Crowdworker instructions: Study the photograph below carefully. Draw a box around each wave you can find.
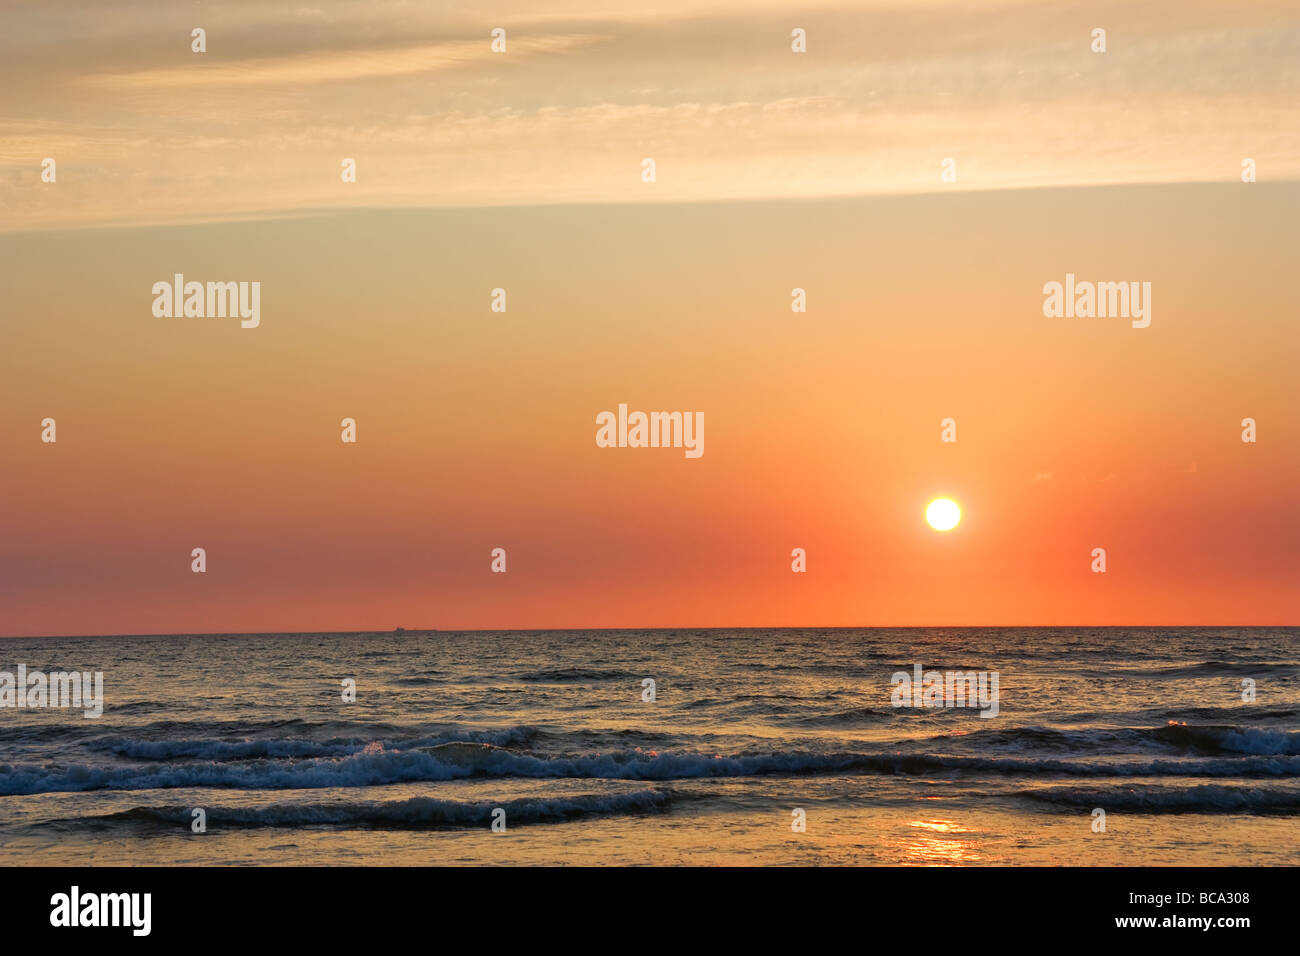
[0,716,393,744]
[1153,723,1300,756]
[1142,704,1299,722]
[779,707,894,728]
[0,717,540,749]
[514,668,635,683]
[684,691,852,710]
[921,724,1300,757]
[51,789,674,831]
[84,725,538,761]
[5,745,1299,796]
[1023,783,1300,814]
[1074,661,1299,680]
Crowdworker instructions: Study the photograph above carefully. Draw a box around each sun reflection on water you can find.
[894,818,983,866]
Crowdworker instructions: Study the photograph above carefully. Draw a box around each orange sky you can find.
[2,185,1297,635]
[1,1,1297,634]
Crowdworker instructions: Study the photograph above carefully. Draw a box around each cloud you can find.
[85,36,599,91]
[2,0,1297,231]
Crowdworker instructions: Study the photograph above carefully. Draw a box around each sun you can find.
[926,498,961,531]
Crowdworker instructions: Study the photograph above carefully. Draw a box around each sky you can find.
[1,0,1297,634]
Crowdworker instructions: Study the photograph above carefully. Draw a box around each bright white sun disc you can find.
[926,498,961,531]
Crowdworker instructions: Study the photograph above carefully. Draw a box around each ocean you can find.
[1,627,1297,866]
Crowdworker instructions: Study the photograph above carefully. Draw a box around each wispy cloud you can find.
[2,0,1297,231]
[85,35,599,90]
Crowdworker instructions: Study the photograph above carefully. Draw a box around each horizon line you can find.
[3,623,1296,640]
